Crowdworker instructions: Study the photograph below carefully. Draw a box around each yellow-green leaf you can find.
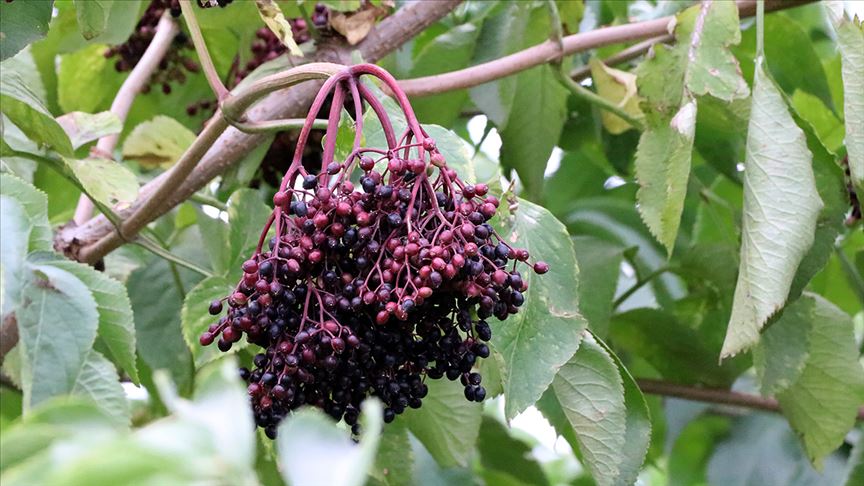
[121,116,196,168]
[255,0,303,56]
[64,157,139,210]
[589,58,643,134]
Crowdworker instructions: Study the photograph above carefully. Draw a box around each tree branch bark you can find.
[637,378,864,421]
[397,0,815,97]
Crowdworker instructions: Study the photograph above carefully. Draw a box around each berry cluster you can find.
[201,65,548,438]
[105,0,199,95]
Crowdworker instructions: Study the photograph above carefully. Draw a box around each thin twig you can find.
[72,13,180,225]
[133,235,214,278]
[554,66,645,131]
[179,0,229,100]
[188,192,228,211]
[397,0,815,97]
[636,378,864,421]
[570,34,673,82]
[228,118,328,134]
[613,266,675,309]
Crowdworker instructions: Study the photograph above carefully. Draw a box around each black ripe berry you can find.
[199,64,549,437]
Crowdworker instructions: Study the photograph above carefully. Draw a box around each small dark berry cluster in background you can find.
[841,155,862,225]
[104,0,198,95]
[196,0,233,8]
[201,64,549,439]
[233,23,312,86]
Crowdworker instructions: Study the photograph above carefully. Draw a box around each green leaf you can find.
[74,0,112,40]
[571,236,623,338]
[181,276,236,367]
[403,23,479,126]
[611,308,746,387]
[759,294,864,466]
[694,96,749,181]
[0,173,52,318]
[594,336,651,486]
[633,99,696,255]
[196,207,230,276]
[492,198,587,419]
[70,349,129,425]
[423,125,476,184]
[468,3,529,127]
[127,257,195,395]
[557,0,584,31]
[844,435,864,486]
[277,399,383,486]
[735,12,836,111]
[634,1,749,254]
[721,63,823,358]
[499,64,568,201]
[63,157,139,209]
[0,196,33,319]
[404,378,481,468]
[790,90,844,153]
[827,3,864,194]
[55,111,122,149]
[667,414,729,486]
[0,399,120,473]
[17,261,99,409]
[0,0,53,61]
[319,0,361,11]
[1,48,47,107]
[227,189,270,273]
[477,416,549,486]
[57,43,123,114]
[0,69,73,157]
[788,109,847,300]
[678,1,749,101]
[552,331,625,486]
[35,258,138,384]
[121,116,196,168]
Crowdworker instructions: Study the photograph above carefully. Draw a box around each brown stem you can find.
[396,0,815,97]
[0,314,19,365]
[636,378,864,421]
[72,13,180,225]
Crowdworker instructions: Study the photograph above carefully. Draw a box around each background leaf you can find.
[277,399,383,486]
[181,276,236,367]
[760,294,864,466]
[403,378,481,468]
